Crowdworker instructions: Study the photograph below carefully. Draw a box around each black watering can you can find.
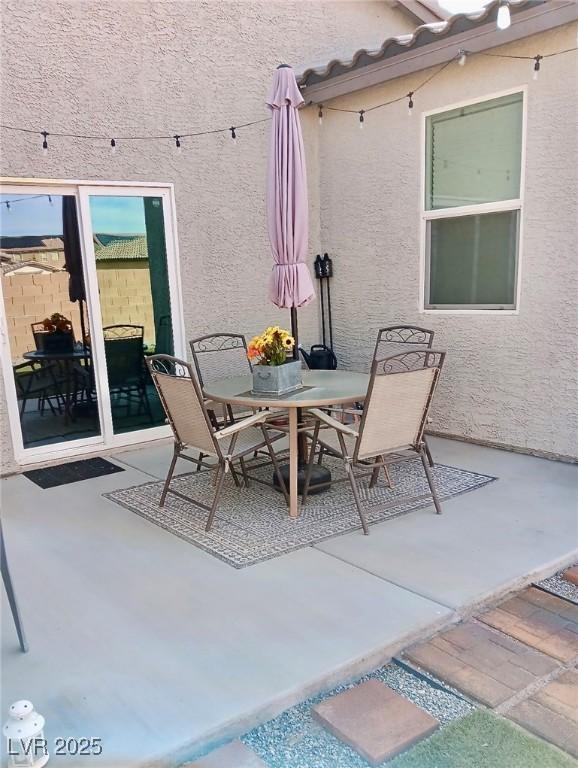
[299,344,337,370]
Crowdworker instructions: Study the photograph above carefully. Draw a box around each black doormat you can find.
[24,457,124,489]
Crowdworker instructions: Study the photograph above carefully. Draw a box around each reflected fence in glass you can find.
[0,193,101,448]
[89,195,174,435]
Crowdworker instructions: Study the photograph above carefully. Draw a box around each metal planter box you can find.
[252,359,302,396]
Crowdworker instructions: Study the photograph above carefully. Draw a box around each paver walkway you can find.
[508,669,578,758]
[564,566,578,587]
[404,589,578,760]
[404,621,559,707]
[479,587,578,662]
[311,679,439,765]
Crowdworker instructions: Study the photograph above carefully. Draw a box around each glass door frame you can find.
[0,178,185,465]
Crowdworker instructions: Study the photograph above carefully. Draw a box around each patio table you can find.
[204,369,370,518]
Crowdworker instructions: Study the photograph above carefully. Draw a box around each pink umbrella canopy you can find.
[266,65,315,313]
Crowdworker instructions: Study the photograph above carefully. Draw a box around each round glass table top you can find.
[204,369,369,409]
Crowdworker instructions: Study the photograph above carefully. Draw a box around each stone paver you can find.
[405,620,559,707]
[311,679,439,766]
[479,587,578,662]
[563,566,578,587]
[508,669,578,758]
[190,739,266,767]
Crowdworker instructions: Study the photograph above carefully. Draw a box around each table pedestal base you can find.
[273,463,331,496]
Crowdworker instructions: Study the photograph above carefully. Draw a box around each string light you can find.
[48,195,53,205]
[407,91,414,117]
[497,0,511,30]
[1,45,574,154]
[5,201,11,211]
[230,126,237,142]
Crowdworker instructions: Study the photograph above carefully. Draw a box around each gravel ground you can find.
[240,661,475,768]
[537,566,578,604]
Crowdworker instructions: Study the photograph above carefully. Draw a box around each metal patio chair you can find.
[13,361,66,418]
[103,324,152,419]
[190,332,255,466]
[372,325,436,468]
[146,355,288,532]
[303,349,446,535]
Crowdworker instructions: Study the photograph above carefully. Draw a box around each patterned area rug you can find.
[105,457,496,568]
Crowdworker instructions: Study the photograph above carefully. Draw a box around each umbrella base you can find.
[272,463,331,496]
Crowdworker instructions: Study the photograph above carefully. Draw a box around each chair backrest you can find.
[103,325,144,387]
[356,349,445,460]
[190,333,251,389]
[146,355,219,455]
[372,325,434,364]
[31,318,76,350]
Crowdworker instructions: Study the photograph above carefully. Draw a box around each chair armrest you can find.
[214,410,269,439]
[308,408,359,437]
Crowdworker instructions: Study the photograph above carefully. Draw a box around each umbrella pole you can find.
[290,307,306,466]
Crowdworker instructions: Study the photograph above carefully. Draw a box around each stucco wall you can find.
[318,24,578,460]
[0,0,414,472]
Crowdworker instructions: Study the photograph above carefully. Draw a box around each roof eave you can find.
[299,1,577,103]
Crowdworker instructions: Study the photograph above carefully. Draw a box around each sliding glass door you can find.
[0,182,183,463]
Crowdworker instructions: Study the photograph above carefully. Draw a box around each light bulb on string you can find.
[458,49,467,67]
[497,0,511,30]
[230,127,237,143]
[533,55,542,80]
[359,110,365,129]
[174,135,182,151]
[5,201,11,212]
[318,105,323,126]
[407,92,414,117]
[41,131,49,156]
[110,138,117,154]
[48,195,53,206]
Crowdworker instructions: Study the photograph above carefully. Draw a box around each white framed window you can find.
[421,89,526,312]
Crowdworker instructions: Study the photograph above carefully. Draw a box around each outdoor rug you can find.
[104,457,496,568]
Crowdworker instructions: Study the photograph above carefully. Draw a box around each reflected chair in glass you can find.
[372,325,436,468]
[147,355,287,531]
[13,361,66,418]
[103,324,152,420]
[303,349,446,535]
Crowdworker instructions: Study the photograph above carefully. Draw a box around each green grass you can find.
[389,710,578,768]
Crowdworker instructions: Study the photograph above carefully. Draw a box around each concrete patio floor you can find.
[1,437,577,767]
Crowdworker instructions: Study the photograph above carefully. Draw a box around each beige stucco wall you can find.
[1,3,576,471]
[318,23,578,460]
[0,0,414,472]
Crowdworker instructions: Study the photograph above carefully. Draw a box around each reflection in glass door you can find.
[87,194,174,435]
[0,192,102,448]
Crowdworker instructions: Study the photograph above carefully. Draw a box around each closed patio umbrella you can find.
[266,64,315,346]
[266,65,329,494]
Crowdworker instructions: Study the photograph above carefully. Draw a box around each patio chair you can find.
[103,324,152,419]
[190,332,254,465]
[303,349,446,535]
[13,361,66,418]
[372,325,436,468]
[146,355,287,531]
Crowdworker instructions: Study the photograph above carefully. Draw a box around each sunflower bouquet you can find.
[247,326,295,366]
